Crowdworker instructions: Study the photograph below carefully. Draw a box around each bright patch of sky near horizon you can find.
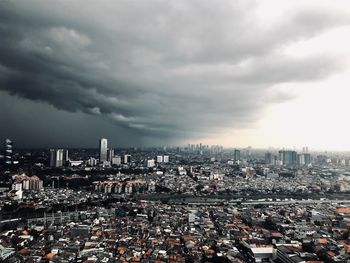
[201,1,350,151]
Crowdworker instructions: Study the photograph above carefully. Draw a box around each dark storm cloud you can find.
[0,0,349,146]
[0,91,149,148]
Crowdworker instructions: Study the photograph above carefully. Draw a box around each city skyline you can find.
[1,1,350,150]
[0,136,347,153]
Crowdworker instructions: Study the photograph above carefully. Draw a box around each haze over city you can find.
[1,0,350,150]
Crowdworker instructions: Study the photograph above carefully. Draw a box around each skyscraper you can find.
[50,149,64,167]
[107,148,114,162]
[50,149,55,167]
[279,150,297,166]
[5,139,13,166]
[265,152,272,165]
[298,153,311,166]
[99,138,108,162]
[304,153,311,165]
[64,149,69,163]
[234,149,240,161]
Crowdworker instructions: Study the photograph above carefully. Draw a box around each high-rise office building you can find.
[298,153,311,166]
[265,152,272,165]
[99,138,108,162]
[279,150,297,166]
[50,149,64,167]
[298,154,305,166]
[234,149,240,161]
[304,153,311,165]
[285,151,297,166]
[5,138,13,166]
[50,149,55,167]
[107,148,114,162]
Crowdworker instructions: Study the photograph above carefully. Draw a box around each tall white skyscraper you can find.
[99,138,108,162]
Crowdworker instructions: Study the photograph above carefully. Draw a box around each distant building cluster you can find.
[12,174,43,191]
[93,179,156,194]
[264,150,312,167]
[8,174,43,200]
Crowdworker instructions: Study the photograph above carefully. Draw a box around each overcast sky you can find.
[1,0,350,150]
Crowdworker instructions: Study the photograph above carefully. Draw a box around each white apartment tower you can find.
[99,138,108,162]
